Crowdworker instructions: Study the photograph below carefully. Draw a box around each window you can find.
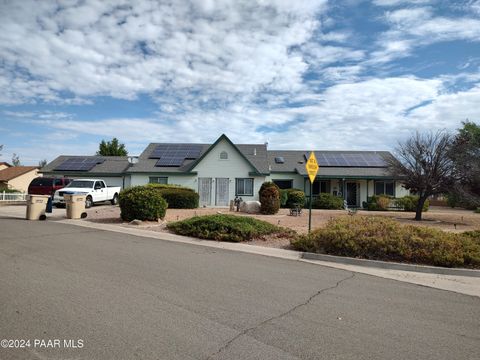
[375,181,395,196]
[312,180,328,195]
[273,179,293,189]
[236,178,254,196]
[220,151,228,160]
[149,177,168,184]
[54,179,63,186]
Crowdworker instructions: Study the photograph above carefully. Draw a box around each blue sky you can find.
[1,0,480,165]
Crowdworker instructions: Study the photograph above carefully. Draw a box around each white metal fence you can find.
[0,191,27,202]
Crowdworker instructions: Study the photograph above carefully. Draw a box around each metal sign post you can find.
[305,152,319,233]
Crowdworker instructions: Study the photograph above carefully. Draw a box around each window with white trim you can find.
[375,181,394,196]
[236,178,254,196]
[149,177,168,184]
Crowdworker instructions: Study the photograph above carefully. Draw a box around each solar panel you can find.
[305,153,387,167]
[55,157,105,171]
[275,157,285,164]
[155,157,185,167]
[150,144,203,159]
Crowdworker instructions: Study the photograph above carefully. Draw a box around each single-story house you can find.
[0,165,40,192]
[41,134,409,207]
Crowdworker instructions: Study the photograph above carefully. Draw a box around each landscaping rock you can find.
[129,219,143,225]
[240,201,261,214]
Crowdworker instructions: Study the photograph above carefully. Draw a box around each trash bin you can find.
[64,194,87,219]
[26,195,50,220]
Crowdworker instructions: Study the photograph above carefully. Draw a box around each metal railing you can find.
[0,191,27,202]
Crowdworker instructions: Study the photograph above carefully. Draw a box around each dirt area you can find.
[85,205,480,242]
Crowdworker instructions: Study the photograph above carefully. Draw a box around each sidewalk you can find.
[1,204,479,297]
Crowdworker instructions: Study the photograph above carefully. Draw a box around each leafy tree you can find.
[96,137,128,156]
[11,153,20,166]
[448,121,480,209]
[38,159,48,168]
[387,131,454,221]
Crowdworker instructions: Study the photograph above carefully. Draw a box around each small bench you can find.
[290,204,303,216]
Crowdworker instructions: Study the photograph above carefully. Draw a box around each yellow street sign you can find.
[306,151,319,183]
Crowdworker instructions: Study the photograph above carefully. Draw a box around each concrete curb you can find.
[301,252,480,278]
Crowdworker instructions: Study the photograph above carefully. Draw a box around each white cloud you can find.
[373,0,433,6]
[0,0,328,105]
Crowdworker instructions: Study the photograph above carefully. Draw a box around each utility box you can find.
[26,195,50,220]
[64,194,87,219]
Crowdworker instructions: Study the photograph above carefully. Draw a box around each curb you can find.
[301,252,480,278]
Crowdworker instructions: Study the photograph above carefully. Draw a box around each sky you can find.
[0,0,479,165]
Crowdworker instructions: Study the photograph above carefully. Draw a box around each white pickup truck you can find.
[53,179,121,208]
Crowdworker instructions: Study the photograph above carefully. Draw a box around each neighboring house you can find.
[0,166,39,192]
[40,134,409,207]
[40,156,131,188]
[0,162,12,171]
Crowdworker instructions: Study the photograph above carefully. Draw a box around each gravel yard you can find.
[84,205,480,250]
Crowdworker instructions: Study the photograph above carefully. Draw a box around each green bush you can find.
[475,208,480,213]
[119,186,168,221]
[1,188,22,193]
[259,182,280,215]
[285,189,306,208]
[147,183,199,208]
[167,214,293,242]
[394,195,429,212]
[291,216,480,268]
[366,195,391,211]
[279,189,288,207]
[312,193,343,209]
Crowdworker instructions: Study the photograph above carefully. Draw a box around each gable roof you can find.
[128,134,270,175]
[0,162,12,168]
[0,166,38,182]
[187,134,269,175]
[41,156,130,175]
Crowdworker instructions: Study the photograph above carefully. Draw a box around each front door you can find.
[215,178,229,206]
[198,178,212,206]
[346,182,358,207]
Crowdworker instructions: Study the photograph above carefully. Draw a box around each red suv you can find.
[28,177,72,197]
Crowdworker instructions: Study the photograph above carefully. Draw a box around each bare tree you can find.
[387,131,454,220]
[38,159,47,168]
[11,153,20,166]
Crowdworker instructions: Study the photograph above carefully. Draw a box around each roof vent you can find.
[253,148,257,156]
[274,157,285,164]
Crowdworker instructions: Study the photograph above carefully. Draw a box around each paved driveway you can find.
[0,218,479,359]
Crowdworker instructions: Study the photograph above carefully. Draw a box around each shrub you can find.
[167,214,293,242]
[475,208,480,214]
[285,189,306,208]
[394,195,429,212]
[291,216,480,268]
[259,182,280,214]
[119,186,168,221]
[279,189,288,207]
[312,193,343,209]
[147,183,199,208]
[366,195,391,211]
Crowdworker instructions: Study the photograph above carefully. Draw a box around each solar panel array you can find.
[55,157,105,171]
[306,153,387,167]
[150,144,203,167]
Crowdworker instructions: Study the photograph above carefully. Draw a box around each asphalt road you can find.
[0,218,479,360]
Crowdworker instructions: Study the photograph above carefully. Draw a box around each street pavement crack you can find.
[205,271,356,360]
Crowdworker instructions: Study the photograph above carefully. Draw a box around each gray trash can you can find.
[26,195,50,220]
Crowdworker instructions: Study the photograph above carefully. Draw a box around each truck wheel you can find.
[85,196,93,209]
[111,194,119,205]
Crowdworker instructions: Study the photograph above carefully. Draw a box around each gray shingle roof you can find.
[268,150,395,178]
[127,142,270,174]
[41,156,130,175]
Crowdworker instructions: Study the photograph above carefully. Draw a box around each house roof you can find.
[268,150,396,178]
[41,156,131,175]
[0,162,12,167]
[127,134,269,175]
[0,166,38,181]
